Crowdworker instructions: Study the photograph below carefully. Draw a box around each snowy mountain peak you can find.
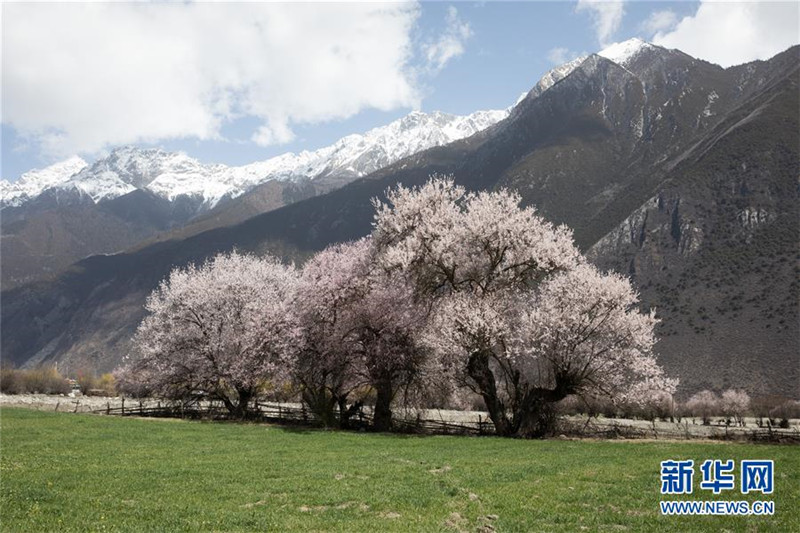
[58,146,210,203]
[534,55,589,96]
[519,38,660,105]
[598,38,656,67]
[1,108,507,210]
[0,156,88,207]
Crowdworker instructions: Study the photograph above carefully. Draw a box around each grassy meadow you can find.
[1,407,798,532]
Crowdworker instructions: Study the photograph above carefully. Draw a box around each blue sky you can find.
[3,1,797,180]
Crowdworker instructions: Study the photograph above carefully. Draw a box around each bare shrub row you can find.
[1,366,117,396]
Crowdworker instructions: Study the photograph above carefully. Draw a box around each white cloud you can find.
[547,47,583,65]
[575,0,625,47]
[252,121,296,148]
[424,6,473,73]
[653,1,799,67]
[639,9,678,36]
[2,2,422,156]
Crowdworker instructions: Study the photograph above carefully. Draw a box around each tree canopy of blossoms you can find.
[119,252,299,417]
[121,175,677,438]
[293,240,371,427]
[373,177,676,437]
[720,389,751,426]
[295,238,429,430]
[685,390,720,425]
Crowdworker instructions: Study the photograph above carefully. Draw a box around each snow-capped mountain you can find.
[0,156,89,207]
[1,108,508,210]
[529,56,588,99]
[597,37,656,68]
[5,37,798,399]
[520,38,657,104]
[1,38,662,212]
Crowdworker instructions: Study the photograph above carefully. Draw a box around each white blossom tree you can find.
[347,268,430,431]
[685,390,720,425]
[294,240,371,427]
[373,177,676,437]
[295,238,429,430]
[720,389,750,427]
[120,252,300,418]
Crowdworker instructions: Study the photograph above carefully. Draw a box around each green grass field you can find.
[1,407,797,532]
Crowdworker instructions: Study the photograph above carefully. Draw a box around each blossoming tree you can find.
[720,389,750,426]
[295,238,429,431]
[293,240,371,427]
[373,177,676,437]
[121,252,299,418]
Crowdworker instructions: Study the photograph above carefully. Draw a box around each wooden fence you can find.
[90,401,799,443]
[91,399,496,436]
[558,418,800,444]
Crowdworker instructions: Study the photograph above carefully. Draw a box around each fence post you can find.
[55,402,60,412]
[73,400,79,413]
[478,415,483,435]
[139,400,144,416]
[121,397,125,415]
[107,402,110,415]
[302,404,308,423]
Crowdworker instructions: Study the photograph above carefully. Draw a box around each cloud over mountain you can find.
[651,1,799,67]
[3,2,422,156]
[575,0,625,47]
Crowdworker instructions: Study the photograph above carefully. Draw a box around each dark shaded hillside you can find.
[3,45,798,397]
[133,178,323,250]
[589,62,800,396]
[0,189,202,288]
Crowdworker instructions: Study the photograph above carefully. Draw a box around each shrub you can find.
[74,370,116,396]
[0,367,24,394]
[13,366,71,395]
[96,374,118,396]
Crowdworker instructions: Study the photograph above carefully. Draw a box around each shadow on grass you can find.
[165,415,491,439]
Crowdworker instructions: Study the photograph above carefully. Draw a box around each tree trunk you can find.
[303,387,338,427]
[372,378,394,432]
[514,394,558,438]
[337,397,363,429]
[233,387,253,419]
[512,380,574,438]
[219,387,253,419]
[467,350,513,436]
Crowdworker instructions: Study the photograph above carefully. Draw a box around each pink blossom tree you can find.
[294,240,371,428]
[685,390,720,425]
[720,389,750,427]
[373,177,675,437]
[121,252,300,418]
[295,238,429,431]
[346,267,430,431]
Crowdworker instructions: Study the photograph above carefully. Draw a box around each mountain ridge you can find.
[1,109,508,210]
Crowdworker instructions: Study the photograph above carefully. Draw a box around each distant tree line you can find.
[0,366,116,396]
[559,389,800,429]
[118,177,682,438]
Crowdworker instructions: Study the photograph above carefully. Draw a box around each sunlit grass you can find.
[1,407,797,531]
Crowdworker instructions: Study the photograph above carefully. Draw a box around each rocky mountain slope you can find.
[3,40,797,397]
